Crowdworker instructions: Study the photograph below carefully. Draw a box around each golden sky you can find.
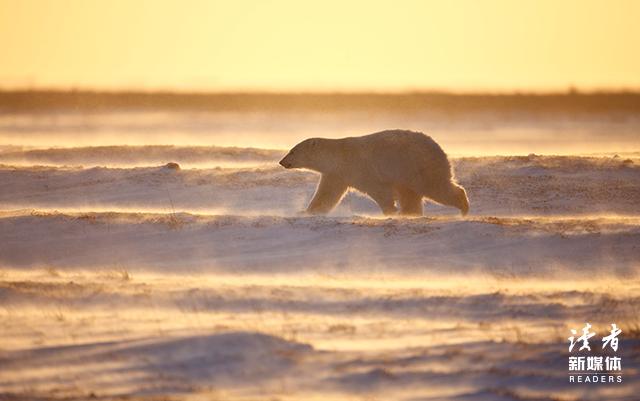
[1,0,639,92]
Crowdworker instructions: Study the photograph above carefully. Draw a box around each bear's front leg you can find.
[306,174,348,215]
[367,186,397,216]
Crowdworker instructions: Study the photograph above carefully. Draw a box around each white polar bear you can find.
[279,129,469,216]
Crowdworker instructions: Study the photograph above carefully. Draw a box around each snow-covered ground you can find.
[1,111,639,400]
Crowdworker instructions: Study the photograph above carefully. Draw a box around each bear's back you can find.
[348,130,453,186]
[359,130,445,154]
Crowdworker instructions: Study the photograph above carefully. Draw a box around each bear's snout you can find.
[279,158,292,169]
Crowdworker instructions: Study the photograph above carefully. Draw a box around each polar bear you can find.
[279,130,469,216]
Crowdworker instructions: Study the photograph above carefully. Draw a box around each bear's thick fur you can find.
[279,130,469,216]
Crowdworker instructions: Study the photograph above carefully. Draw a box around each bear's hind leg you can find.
[396,186,423,216]
[307,174,348,215]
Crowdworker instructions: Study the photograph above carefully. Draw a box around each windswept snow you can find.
[1,110,639,400]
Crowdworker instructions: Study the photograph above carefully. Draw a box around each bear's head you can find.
[279,138,331,172]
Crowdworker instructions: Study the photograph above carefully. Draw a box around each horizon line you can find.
[3,86,640,96]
